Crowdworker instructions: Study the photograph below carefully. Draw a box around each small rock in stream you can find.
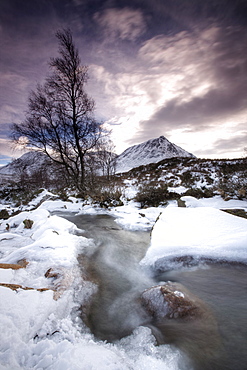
[141,282,203,321]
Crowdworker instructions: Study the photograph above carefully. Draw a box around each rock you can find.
[141,282,203,321]
[45,267,60,279]
[141,282,224,368]
[17,259,29,268]
[177,199,186,207]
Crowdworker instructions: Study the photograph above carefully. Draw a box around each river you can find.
[59,212,247,370]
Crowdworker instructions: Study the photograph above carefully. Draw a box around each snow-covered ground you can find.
[0,191,247,369]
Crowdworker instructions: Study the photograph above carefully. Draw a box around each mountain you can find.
[0,152,53,184]
[115,136,195,173]
[0,136,195,184]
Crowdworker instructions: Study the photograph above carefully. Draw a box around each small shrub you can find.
[135,182,170,208]
[23,219,34,229]
[0,209,10,220]
[183,188,214,199]
[91,188,124,208]
[179,171,195,186]
[57,191,70,201]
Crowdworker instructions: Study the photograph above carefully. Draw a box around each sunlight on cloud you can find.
[168,110,247,159]
[94,7,146,41]
[0,138,23,160]
[89,24,247,157]
[138,27,219,102]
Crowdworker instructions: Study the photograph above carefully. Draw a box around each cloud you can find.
[214,134,247,153]
[194,130,247,158]
[0,137,25,163]
[123,25,247,151]
[94,7,146,41]
[1,0,247,159]
[87,22,247,157]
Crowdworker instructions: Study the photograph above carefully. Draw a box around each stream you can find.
[59,212,247,370]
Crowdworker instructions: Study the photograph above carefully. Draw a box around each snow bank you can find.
[181,195,247,210]
[141,206,247,268]
[0,209,87,269]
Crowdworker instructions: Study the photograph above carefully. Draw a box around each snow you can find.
[1,192,247,369]
[111,202,164,230]
[141,205,247,268]
[168,186,188,194]
[181,195,247,209]
[0,203,181,370]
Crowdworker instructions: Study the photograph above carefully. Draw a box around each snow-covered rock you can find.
[115,136,195,173]
[141,206,247,270]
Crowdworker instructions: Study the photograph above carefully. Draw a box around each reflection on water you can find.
[58,212,247,370]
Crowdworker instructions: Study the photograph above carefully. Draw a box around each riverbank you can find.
[0,194,247,369]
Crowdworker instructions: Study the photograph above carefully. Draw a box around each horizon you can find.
[0,134,246,169]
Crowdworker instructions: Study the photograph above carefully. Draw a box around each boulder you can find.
[141,282,203,321]
[141,282,224,368]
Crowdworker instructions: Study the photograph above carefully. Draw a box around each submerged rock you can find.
[141,282,203,321]
[141,282,225,369]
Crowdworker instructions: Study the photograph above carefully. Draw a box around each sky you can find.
[0,0,247,166]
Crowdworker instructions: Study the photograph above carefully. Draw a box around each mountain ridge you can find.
[115,136,195,173]
[0,136,195,181]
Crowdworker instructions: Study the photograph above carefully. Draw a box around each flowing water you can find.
[59,212,247,370]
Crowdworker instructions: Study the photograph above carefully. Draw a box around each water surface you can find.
[59,212,247,370]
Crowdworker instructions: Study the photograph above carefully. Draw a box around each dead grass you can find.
[0,283,50,292]
[0,263,26,270]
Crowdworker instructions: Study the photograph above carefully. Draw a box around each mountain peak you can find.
[115,136,195,173]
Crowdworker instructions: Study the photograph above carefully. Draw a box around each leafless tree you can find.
[96,139,117,180]
[12,29,104,191]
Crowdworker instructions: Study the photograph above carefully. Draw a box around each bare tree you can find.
[12,29,104,191]
[96,139,117,180]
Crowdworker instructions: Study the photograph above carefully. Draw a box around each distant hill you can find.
[115,136,195,173]
[0,137,196,183]
[0,152,53,185]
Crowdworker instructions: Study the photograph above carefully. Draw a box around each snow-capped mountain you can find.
[115,136,195,173]
[0,152,53,184]
[0,136,195,183]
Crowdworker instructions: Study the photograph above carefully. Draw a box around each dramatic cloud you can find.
[94,7,146,41]
[87,24,247,157]
[125,26,247,154]
[1,0,247,164]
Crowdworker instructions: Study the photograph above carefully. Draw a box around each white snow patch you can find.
[111,202,164,230]
[141,207,247,267]
[181,195,247,210]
